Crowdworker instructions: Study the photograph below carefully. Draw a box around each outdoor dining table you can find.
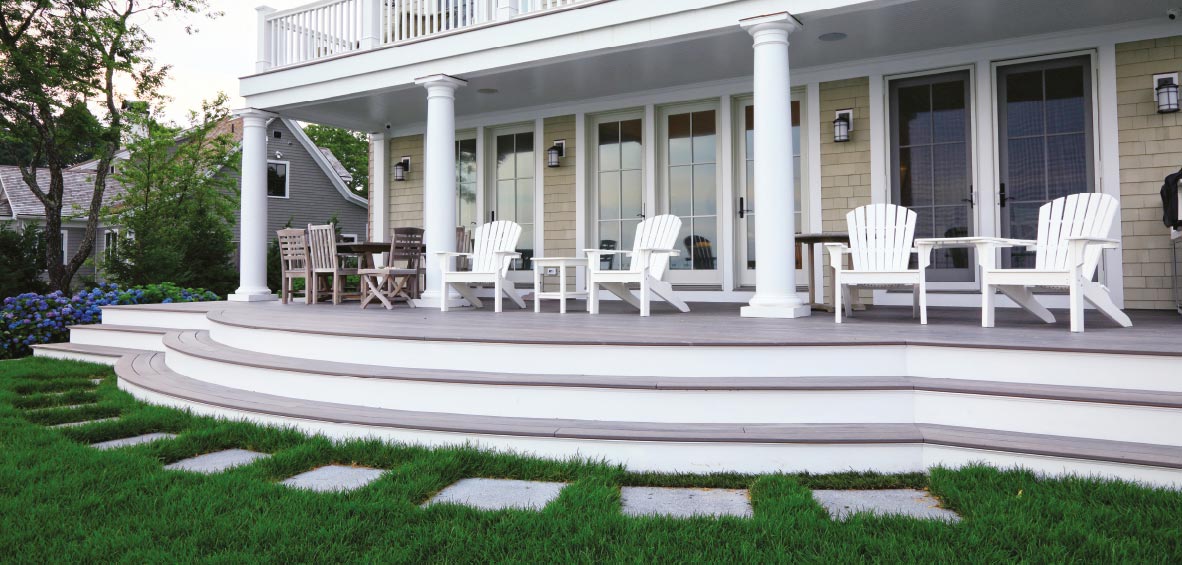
[336,241,389,269]
[796,232,864,312]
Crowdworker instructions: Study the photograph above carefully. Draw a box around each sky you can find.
[135,0,309,124]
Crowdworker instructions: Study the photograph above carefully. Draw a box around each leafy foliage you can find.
[101,95,238,294]
[302,124,369,198]
[0,0,217,291]
[0,282,218,359]
[0,222,48,299]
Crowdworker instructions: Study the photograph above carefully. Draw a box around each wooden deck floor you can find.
[113,299,1182,356]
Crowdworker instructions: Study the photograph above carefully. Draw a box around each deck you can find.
[119,300,1182,356]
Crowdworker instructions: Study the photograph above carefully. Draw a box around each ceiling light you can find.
[477,88,499,94]
[819,32,847,42]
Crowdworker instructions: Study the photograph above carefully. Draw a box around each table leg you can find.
[805,243,817,309]
[534,266,542,313]
[559,266,568,314]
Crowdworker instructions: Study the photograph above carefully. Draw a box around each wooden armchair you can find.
[306,223,357,305]
[276,228,310,305]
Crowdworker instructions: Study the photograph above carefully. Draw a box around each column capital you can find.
[740,12,802,39]
[370,131,387,142]
[415,74,468,90]
[236,108,278,125]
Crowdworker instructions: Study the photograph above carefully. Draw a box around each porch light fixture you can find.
[547,140,566,168]
[393,156,411,182]
[833,109,853,143]
[1155,73,1180,114]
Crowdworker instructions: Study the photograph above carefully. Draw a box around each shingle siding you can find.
[819,77,873,304]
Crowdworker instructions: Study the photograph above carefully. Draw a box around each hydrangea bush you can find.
[1,283,219,359]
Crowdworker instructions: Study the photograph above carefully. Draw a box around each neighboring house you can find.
[0,166,123,284]
[73,116,369,245]
[229,0,1182,312]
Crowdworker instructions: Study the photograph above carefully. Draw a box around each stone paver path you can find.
[280,465,385,492]
[51,417,118,429]
[29,403,95,411]
[164,449,270,474]
[811,489,960,522]
[91,433,177,451]
[620,487,753,518]
[91,379,103,385]
[425,478,567,511]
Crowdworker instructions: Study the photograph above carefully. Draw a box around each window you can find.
[456,137,477,230]
[267,162,289,198]
[60,230,68,264]
[339,233,359,243]
[104,229,119,261]
[273,130,282,139]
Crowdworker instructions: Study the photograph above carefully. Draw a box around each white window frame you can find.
[484,122,539,280]
[267,160,291,199]
[587,108,646,259]
[339,233,359,243]
[60,229,68,264]
[656,99,724,286]
[456,130,479,232]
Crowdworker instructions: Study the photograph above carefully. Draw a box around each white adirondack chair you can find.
[979,193,1132,333]
[436,221,527,313]
[585,214,690,317]
[824,204,931,324]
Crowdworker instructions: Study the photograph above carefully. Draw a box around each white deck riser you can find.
[69,328,165,352]
[32,349,120,366]
[100,310,210,330]
[119,378,1182,488]
[207,321,1182,390]
[163,349,1182,446]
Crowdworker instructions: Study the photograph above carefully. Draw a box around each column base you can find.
[413,290,472,309]
[227,291,278,303]
[741,303,811,319]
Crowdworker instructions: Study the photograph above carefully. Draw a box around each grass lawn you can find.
[2,357,1180,562]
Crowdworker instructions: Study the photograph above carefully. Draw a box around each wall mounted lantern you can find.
[393,156,411,181]
[833,109,853,143]
[547,140,566,168]
[1155,73,1180,114]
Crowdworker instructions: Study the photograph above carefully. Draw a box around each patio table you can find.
[796,233,864,312]
[531,257,588,314]
[336,241,390,269]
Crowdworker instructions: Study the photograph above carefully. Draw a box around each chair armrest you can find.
[583,249,632,256]
[637,248,680,256]
[1066,236,1119,247]
[823,243,850,270]
[493,251,522,258]
[435,252,474,258]
[1066,237,1119,269]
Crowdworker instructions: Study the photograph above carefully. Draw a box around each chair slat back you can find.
[630,215,681,278]
[389,227,425,269]
[471,221,522,275]
[307,224,339,272]
[456,226,473,271]
[1034,193,1118,277]
[277,229,309,274]
[846,204,917,272]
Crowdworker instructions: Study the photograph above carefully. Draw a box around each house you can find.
[34,0,1182,488]
[69,116,369,268]
[0,165,123,284]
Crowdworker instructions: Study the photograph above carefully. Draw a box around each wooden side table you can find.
[532,257,589,314]
[795,233,864,312]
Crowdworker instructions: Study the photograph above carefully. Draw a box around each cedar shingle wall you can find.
[819,77,873,304]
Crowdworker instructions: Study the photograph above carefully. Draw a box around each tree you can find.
[303,124,369,198]
[0,222,48,299]
[102,95,238,293]
[0,0,214,291]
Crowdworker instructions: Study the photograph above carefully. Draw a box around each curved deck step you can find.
[116,350,1182,471]
[70,324,172,335]
[33,342,147,365]
[166,330,1182,409]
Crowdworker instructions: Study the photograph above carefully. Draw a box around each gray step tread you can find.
[69,324,174,334]
[116,350,1182,470]
[33,342,148,358]
[166,330,1182,409]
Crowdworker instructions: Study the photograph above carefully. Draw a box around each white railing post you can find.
[496,0,518,20]
[256,6,276,72]
[362,0,381,49]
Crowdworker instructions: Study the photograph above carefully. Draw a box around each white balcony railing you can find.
[256,0,592,71]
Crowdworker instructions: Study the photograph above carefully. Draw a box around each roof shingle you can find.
[0,166,123,219]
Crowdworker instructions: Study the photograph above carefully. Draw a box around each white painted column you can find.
[229,109,278,302]
[370,132,389,243]
[414,74,468,308]
[739,13,809,319]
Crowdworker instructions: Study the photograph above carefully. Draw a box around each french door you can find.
[889,70,975,282]
[456,137,478,231]
[660,102,721,285]
[736,95,806,287]
[488,126,536,273]
[997,55,1095,268]
[592,113,645,271]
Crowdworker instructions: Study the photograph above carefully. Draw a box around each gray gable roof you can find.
[0,196,12,218]
[0,166,124,219]
[318,147,354,184]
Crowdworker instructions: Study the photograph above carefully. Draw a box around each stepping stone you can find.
[91,433,176,451]
[280,465,385,492]
[425,478,566,511]
[29,403,95,412]
[91,379,103,385]
[164,449,270,474]
[620,486,753,518]
[51,417,118,428]
[811,489,961,522]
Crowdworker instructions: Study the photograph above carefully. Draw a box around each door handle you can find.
[738,197,754,219]
[999,183,1007,207]
[962,185,974,207]
[489,210,496,222]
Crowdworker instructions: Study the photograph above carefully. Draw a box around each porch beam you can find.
[414,74,468,309]
[229,108,279,302]
[739,12,809,319]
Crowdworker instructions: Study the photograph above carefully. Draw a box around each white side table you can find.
[532,257,588,314]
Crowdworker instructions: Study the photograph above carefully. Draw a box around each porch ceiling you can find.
[270,0,1175,131]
